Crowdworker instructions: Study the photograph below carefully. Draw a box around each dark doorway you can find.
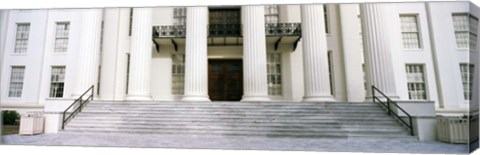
[208,60,243,101]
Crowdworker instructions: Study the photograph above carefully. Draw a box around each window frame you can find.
[173,7,187,26]
[460,63,474,101]
[405,64,428,100]
[267,51,283,96]
[171,52,185,95]
[53,22,70,53]
[399,14,422,49]
[264,5,279,24]
[8,66,26,98]
[13,23,30,54]
[49,66,66,98]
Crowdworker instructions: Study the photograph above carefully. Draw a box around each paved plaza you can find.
[1,132,469,154]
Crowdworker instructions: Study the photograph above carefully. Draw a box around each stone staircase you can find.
[62,101,416,140]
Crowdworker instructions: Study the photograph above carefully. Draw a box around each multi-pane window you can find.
[173,8,187,26]
[324,5,329,34]
[267,52,282,96]
[49,66,65,98]
[264,5,279,24]
[14,23,30,54]
[406,65,427,100]
[460,64,474,100]
[129,8,133,36]
[327,51,334,96]
[8,66,25,97]
[171,53,185,95]
[400,15,421,49]
[54,22,70,52]
[452,14,478,49]
[470,15,478,50]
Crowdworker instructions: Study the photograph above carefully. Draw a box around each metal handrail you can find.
[372,85,414,136]
[62,85,94,129]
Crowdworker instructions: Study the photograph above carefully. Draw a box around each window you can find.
[324,5,329,34]
[173,8,186,26]
[406,65,427,100]
[460,64,474,100]
[400,15,421,49]
[8,66,25,97]
[129,8,133,36]
[327,51,334,96]
[470,15,478,50]
[264,5,279,24]
[452,13,478,49]
[97,66,101,95]
[171,53,185,95]
[54,22,70,52]
[267,52,282,96]
[14,23,30,54]
[49,66,65,98]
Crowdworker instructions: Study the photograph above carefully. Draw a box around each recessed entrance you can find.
[208,60,243,101]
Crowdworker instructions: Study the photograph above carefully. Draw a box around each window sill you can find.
[52,52,68,56]
[403,49,424,52]
[11,53,27,56]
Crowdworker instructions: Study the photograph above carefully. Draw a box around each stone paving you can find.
[1,132,469,154]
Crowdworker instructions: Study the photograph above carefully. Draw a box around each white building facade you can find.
[0,2,478,119]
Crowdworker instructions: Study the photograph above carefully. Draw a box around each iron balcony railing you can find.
[265,23,302,36]
[153,25,186,37]
[152,23,302,38]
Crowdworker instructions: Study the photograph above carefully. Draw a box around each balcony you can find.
[152,23,302,52]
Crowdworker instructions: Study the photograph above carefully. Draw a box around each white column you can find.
[182,7,210,101]
[72,9,103,97]
[339,4,366,102]
[99,9,121,100]
[360,4,398,99]
[125,8,152,100]
[301,5,334,102]
[241,6,270,102]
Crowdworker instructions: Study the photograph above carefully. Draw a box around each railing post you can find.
[387,99,391,115]
[62,112,65,129]
[91,85,94,101]
[371,86,375,103]
[409,116,414,135]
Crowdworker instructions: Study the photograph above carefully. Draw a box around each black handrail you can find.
[62,85,94,129]
[372,85,414,136]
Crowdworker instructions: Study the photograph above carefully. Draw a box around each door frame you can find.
[208,59,243,101]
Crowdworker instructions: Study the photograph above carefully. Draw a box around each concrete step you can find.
[68,117,402,125]
[66,120,406,129]
[63,101,413,140]
[79,109,388,114]
[62,127,413,140]
[64,123,408,133]
[74,112,391,118]
[69,114,398,121]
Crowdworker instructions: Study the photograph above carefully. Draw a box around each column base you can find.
[302,95,335,102]
[181,95,211,102]
[125,94,152,101]
[241,95,270,102]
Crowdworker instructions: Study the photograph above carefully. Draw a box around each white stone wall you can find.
[426,2,473,112]
[0,2,475,115]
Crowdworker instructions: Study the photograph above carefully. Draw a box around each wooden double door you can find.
[208,60,243,101]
